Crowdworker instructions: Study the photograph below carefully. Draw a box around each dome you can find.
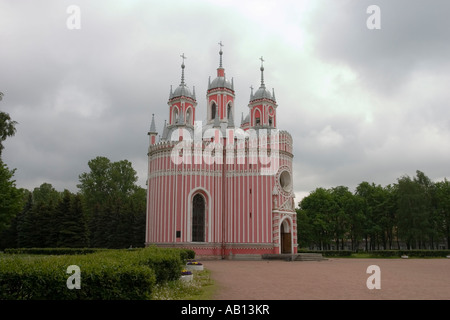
[252,86,273,101]
[170,58,196,100]
[171,84,195,100]
[209,76,233,90]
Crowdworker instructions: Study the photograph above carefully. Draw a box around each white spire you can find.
[149,114,157,134]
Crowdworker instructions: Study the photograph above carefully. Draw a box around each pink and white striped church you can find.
[146,44,297,258]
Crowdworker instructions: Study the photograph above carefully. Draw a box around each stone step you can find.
[294,253,326,261]
[261,253,327,261]
[231,254,263,261]
[228,253,327,261]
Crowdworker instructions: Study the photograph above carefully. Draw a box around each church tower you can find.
[248,57,277,129]
[207,42,235,127]
[163,54,197,141]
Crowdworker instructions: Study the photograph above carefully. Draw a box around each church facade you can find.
[146,45,297,258]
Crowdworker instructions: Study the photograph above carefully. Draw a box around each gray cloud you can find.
[1,0,449,200]
[307,0,450,95]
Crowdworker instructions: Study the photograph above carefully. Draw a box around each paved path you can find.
[201,258,450,300]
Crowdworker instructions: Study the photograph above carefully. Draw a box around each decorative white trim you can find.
[278,215,294,253]
[187,187,212,242]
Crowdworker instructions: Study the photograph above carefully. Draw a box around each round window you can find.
[279,171,292,192]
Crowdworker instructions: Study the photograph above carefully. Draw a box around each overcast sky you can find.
[1,0,450,202]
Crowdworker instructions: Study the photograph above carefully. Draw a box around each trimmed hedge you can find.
[3,248,104,255]
[93,247,187,284]
[298,249,353,257]
[0,254,155,300]
[367,250,450,258]
[299,249,450,258]
[0,247,195,300]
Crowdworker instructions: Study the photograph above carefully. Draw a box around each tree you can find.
[77,156,144,248]
[0,101,18,157]
[329,186,356,250]
[78,156,112,212]
[57,191,88,248]
[356,182,394,250]
[434,179,450,249]
[0,161,23,234]
[298,188,334,250]
[383,184,398,249]
[12,183,60,248]
[296,205,314,249]
[15,192,33,248]
[396,174,430,249]
[346,192,365,251]
[128,186,147,247]
[31,183,61,208]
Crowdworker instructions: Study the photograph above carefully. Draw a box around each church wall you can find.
[146,128,296,257]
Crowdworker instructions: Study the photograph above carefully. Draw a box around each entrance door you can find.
[192,194,205,242]
[280,222,292,254]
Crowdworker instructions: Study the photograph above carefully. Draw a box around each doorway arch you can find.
[280,218,292,254]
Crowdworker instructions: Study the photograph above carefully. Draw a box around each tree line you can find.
[297,170,450,251]
[2,105,450,251]
[0,104,146,249]
[0,157,146,250]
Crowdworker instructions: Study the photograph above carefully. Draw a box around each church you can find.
[145,44,297,258]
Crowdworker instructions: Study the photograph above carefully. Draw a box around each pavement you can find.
[201,258,450,300]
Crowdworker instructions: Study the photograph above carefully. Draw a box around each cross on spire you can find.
[218,41,224,68]
[180,53,187,85]
[259,56,265,87]
[180,53,187,64]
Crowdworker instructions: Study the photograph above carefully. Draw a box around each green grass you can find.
[151,269,216,300]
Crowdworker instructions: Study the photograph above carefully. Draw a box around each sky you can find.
[1,0,450,203]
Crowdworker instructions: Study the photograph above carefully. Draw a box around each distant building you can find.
[146,45,296,258]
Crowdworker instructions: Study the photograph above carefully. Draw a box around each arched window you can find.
[192,194,205,242]
[211,102,217,120]
[254,110,261,126]
[186,107,192,125]
[269,116,273,127]
[227,104,232,120]
[172,106,179,124]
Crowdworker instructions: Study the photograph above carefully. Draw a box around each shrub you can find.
[298,249,353,257]
[298,249,450,258]
[3,248,103,255]
[131,247,185,283]
[369,250,450,258]
[0,246,194,300]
